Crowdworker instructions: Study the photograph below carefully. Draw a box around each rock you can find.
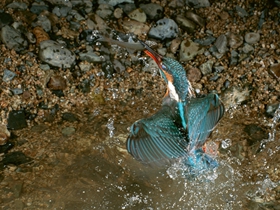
[11,88,23,95]
[139,3,163,20]
[128,8,146,23]
[199,60,214,75]
[1,151,32,166]
[185,10,205,27]
[175,15,196,34]
[226,32,243,49]
[113,59,126,73]
[98,0,133,6]
[214,34,228,54]
[79,51,104,63]
[78,79,91,93]
[46,0,72,7]
[187,67,201,82]
[32,27,50,45]
[62,113,79,122]
[148,18,179,40]
[185,0,210,8]
[62,127,76,136]
[32,14,52,32]
[30,2,49,15]
[39,40,75,68]
[0,142,14,154]
[242,43,254,54]
[244,32,260,44]
[269,63,280,79]
[244,124,268,146]
[118,3,136,15]
[221,85,250,109]
[230,50,239,66]
[52,5,72,17]
[235,5,248,18]
[31,124,48,133]
[96,4,114,19]
[3,69,16,82]
[6,2,28,10]
[0,12,14,28]
[0,25,28,52]
[114,8,123,19]
[266,103,280,117]
[194,36,215,46]
[47,75,67,90]
[7,110,28,130]
[120,19,149,36]
[0,125,10,146]
[179,39,204,61]
[170,38,181,54]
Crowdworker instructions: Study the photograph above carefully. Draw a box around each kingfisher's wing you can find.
[126,108,188,166]
[186,93,224,150]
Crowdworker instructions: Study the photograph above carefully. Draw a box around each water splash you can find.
[107,117,115,138]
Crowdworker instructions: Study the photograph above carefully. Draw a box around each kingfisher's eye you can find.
[161,63,167,70]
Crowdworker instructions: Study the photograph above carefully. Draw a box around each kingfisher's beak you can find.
[139,40,162,68]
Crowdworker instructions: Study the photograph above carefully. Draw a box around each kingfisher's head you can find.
[139,40,192,103]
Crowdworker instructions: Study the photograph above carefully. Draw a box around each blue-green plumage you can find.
[126,41,224,176]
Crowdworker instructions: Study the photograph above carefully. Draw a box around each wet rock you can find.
[139,3,163,20]
[179,39,204,62]
[185,10,205,27]
[1,151,32,166]
[0,125,10,146]
[128,8,146,23]
[244,32,260,44]
[0,142,14,154]
[269,63,280,79]
[221,85,250,109]
[194,36,215,46]
[32,14,52,32]
[96,4,114,19]
[175,15,196,34]
[114,8,123,19]
[30,2,49,15]
[79,51,104,63]
[185,0,210,8]
[199,60,214,75]
[31,124,48,133]
[0,12,14,28]
[6,2,28,10]
[214,34,228,54]
[0,25,28,52]
[98,0,133,6]
[170,38,181,54]
[266,103,280,117]
[62,113,79,122]
[235,5,248,18]
[227,32,243,49]
[11,88,23,95]
[32,26,50,45]
[47,75,67,90]
[148,18,179,40]
[39,40,75,68]
[62,127,76,136]
[244,124,268,146]
[120,19,149,36]
[7,110,28,130]
[3,69,16,82]
[187,67,201,82]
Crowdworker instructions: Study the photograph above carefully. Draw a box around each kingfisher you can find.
[126,41,224,176]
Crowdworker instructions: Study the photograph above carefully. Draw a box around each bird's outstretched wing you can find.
[126,107,188,166]
[186,93,224,150]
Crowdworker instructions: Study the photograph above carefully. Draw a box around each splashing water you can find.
[107,117,115,138]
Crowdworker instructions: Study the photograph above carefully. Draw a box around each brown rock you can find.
[32,26,50,45]
[270,63,280,79]
[0,124,10,146]
[187,67,202,82]
[47,75,67,90]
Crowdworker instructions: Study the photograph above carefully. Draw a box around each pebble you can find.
[179,39,204,62]
[169,38,181,54]
[175,15,196,34]
[3,69,16,82]
[1,151,32,166]
[11,88,23,95]
[242,43,254,54]
[0,12,14,28]
[114,8,123,19]
[31,124,48,133]
[185,0,210,8]
[6,2,28,10]
[52,5,72,17]
[235,5,248,18]
[194,36,215,46]
[0,125,10,146]
[121,19,149,36]
[113,59,126,73]
[62,113,79,122]
[7,110,28,130]
[199,60,214,75]
[47,75,67,90]
[139,3,163,20]
[128,8,147,23]
[244,32,260,44]
[0,142,14,154]
[32,26,50,45]
[0,25,28,52]
[96,4,114,19]
[79,51,104,63]
[230,50,239,66]
[186,67,201,82]
[226,32,243,49]
[39,40,75,68]
[118,3,136,15]
[269,63,280,79]
[266,103,280,117]
[214,34,228,54]
[148,18,179,40]
[185,10,205,27]
[62,127,76,136]
[30,2,49,15]
[98,0,133,6]
[32,14,52,32]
